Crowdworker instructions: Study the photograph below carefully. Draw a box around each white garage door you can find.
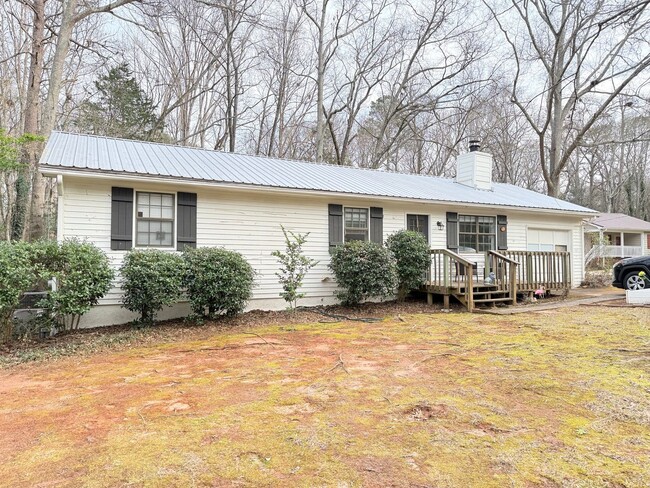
[527,229,570,252]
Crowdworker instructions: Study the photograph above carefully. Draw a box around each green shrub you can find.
[271,226,318,311]
[41,240,114,330]
[386,230,432,301]
[120,249,183,324]
[183,247,255,318]
[0,242,36,342]
[329,241,397,306]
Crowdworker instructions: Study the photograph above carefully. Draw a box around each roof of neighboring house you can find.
[40,132,596,214]
[587,213,650,232]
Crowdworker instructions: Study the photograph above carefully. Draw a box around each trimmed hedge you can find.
[0,240,113,341]
[183,247,255,318]
[120,249,183,324]
[386,230,431,301]
[35,240,114,330]
[0,242,35,342]
[329,241,397,306]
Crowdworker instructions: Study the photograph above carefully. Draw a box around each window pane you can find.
[478,235,495,251]
[161,207,173,219]
[162,194,174,207]
[150,193,162,206]
[137,220,149,232]
[150,206,162,219]
[137,193,149,205]
[345,232,367,242]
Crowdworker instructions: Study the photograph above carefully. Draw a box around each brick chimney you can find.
[455,139,493,190]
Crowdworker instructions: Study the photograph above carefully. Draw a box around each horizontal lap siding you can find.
[61,176,587,314]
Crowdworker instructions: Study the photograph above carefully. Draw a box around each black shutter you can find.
[177,192,197,250]
[111,187,133,250]
[497,214,508,250]
[446,212,458,252]
[370,207,383,244]
[328,204,343,252]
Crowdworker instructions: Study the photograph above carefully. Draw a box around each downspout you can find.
[56,175,64,243]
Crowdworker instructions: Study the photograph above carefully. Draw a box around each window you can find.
[407,214,429,242]
[136,192,174,247]
[458,215,495,252]
[344,207,368,242]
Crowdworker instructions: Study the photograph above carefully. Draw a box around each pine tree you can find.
[76,64,162,141]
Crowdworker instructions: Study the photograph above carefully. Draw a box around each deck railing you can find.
[429,249,475,311]
[502,250,571,291]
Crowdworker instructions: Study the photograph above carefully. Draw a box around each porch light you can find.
[437,221,445,231]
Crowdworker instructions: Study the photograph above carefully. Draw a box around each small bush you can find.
[183,247,255,318]
[581,270,611,288]
[120,249,183,324]
[0,242,36,342]
[42,240,114,330]
[386,230,432,301]
[272,226,318,311]
[329,241,397,306]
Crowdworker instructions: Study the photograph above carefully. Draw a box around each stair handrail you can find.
[487,250,519,304]
[429,248,475,311]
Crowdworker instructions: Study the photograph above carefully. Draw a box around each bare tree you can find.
[486,0,650,197]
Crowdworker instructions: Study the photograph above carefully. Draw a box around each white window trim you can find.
[343,206,370,243]
[133,190,179,250]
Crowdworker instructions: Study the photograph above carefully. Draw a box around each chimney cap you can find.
[469,139,481,152]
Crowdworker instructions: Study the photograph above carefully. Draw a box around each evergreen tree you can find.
[76,64,162,141]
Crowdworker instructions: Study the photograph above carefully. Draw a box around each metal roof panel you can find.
[40,132,596,214]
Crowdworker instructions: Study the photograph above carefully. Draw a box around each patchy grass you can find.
[0,306,649,487]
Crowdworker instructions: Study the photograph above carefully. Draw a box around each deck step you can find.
[473,297,513,304]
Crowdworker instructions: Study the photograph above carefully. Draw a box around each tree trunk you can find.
[13,0,45,241]
[315,0,327,162]
[28,0,79,241]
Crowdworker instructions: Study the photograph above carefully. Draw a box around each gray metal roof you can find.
[588,213,650,231]
[40,132,596,214]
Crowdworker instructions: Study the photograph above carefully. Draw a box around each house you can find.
[40,132,596,326]
[584,213,650,265]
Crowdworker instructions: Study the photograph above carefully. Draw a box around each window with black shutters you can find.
[344,207,369,242]
[458,215,496,252]
[136,192,175,247]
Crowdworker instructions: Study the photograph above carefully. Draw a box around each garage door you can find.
[527,229,569,252]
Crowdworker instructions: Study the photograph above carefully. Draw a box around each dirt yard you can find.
[1,306,649,487]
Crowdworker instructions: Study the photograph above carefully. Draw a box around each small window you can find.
[407,214,429,242]
[458,215,495,252]
[344,207,368,242]
[136,192,174,247]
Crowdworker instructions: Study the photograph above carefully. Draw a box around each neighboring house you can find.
[584,213,650,265]
[40,132,596,326]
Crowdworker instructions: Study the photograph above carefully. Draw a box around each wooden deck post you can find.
[427,293,433,305]
[443,294,450,309]
[509,263,517,305]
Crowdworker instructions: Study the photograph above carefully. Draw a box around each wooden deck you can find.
[424,249,571,311]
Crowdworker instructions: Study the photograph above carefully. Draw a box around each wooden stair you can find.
[450,284,515,309]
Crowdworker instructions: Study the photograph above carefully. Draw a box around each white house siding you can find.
[60,175,586,327]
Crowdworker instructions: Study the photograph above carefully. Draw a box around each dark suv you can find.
[612,256,650,290]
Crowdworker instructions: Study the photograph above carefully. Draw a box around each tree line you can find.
[1,0,649,241]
